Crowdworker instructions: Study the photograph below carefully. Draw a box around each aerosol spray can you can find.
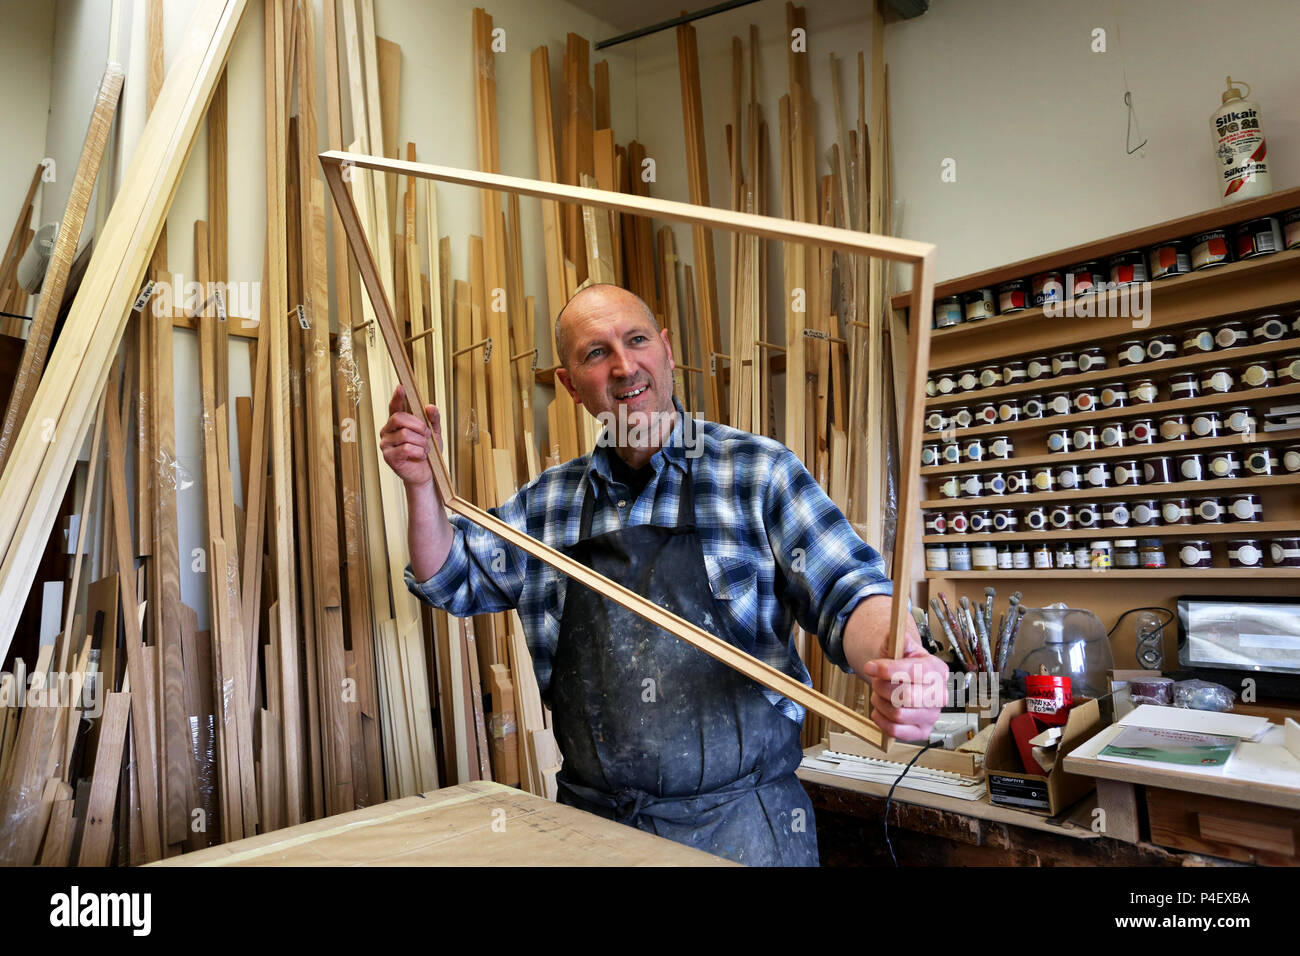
[1211,76,1272,204]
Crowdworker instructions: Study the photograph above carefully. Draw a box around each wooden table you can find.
[153,780,734,867]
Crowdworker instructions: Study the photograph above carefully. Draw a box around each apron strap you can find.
[579,431,697,540]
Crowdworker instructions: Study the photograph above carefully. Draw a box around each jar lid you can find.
[1090,540,1112,548]
[1115,539,1138,547]
[1138,538,1163,546]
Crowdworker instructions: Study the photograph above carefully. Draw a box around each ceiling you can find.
[566,0,763,38]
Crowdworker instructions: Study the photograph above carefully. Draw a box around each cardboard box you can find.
[985,697,1105,815]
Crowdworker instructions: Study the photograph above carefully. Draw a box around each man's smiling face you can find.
[554,285,677,464]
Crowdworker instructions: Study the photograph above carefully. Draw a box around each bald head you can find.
[554,284,659,369]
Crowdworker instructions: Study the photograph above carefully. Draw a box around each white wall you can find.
[885,0,1300,284]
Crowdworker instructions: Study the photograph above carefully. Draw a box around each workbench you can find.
[153,780,735,866]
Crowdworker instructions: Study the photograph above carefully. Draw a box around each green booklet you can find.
[1099,725,1239,767]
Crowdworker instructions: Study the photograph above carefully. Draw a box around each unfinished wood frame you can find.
[324,150,935,750]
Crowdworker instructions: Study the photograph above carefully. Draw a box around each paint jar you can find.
[1022,395,1046,419]
[1235,216,1283,259]
[960,473,984,497]
[1031,467,1055,492]
[951,406,974,428]
[1191,229,1232,270]
[1226,493,1262,522]
[1139,538,1166,568]
[1032,543,1054,569]
[1099,382,1129,409]
[1129,419,1157,445]
[1076,346,1108,373]
[1026,355,1052,380]
[1113,460,1143,486]
[926,377,937,398]
[997,279,1030,314]
[996,545,1014,569]
[1045,429,1072,454]
[1046,392,1072,417]
[1055,542,1077,568]
[1144,456,1176,483]
[1083,462,1112,489]
[997,398,1021,423]
[983,472,1008,496]
[964,288,997,321]
[1161,498,1192,525]
[1025,506,1049,532]
[969,509,993,533]
[941,440,962,465]
[924,512,947,535]
[1175,453,1205,481]
[1240,360,1275,389]
[962,437,985,463]
[975,403,1000,426]
[1200,367,1235,394]
[1286,210,1300,250]
[1130,380,1159,404]
[1223,406,1257,436]
[1243,447,1277,476]
[1146,335,1178,361]
[1066,261,1105,295]
[1251,313,1290,343]
[939,476,961,499]
[978,366,1003,391]
[1109,250,1147,285]
[988,435,1014,459]
[1073,542,1092,568]
[1099,501,1129,529]
[1179,540,1213,569]
[1012,544,1031,569]
[1215,321,1249,349]
[1285,446,1300,473]
[936,371,958,394]
[1276,354,1300,387]
[925,410,949,432]
[948,544,972,571]
[1051,351,1079,377]
[925,545,950,571]
[1205,449,1240,479]
[1148,240,1191,280]
[1099,422,1127,448]
[971,544,999,571]
[1056,464,1082,491]
[1271,536,1300,568]
[1194,496,1226,523]
[1168,372,1200,401]
[1033,271,1065,306]
[1117,340,1147,366]
[949,511,970,534]
[1190,411,1221,438]
[1071,426,1097,453]
[1131,499,1161,527]
[957,368,980,392]
[1006,469,1030,494]
[1227,538,1264,568]
[934,295,964,328]
[1076,502,1102,530]
[1073,388,1098,413]
[1114,539,1141,568]
[1090,540,1114,570]
[1049,504,1075,530]
[1182,326,1216,354]
[993,508,1019,532]
[1158,414,1188,442]
[1002,360,1028,385]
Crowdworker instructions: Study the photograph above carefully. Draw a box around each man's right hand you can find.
[379,385,443,488]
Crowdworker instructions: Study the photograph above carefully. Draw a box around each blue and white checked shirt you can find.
[405,402,893,723]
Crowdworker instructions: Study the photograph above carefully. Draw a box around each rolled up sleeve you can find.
[403,497,530,617]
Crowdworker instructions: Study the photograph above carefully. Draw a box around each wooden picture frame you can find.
[320,148,936,750]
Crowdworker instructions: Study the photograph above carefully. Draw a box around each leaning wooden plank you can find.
[0,66,123,476]
[529,46,567,351]
[0,0,250,663]
[0,165,42,325]
[76,691,131,866]
[324,154,937,749]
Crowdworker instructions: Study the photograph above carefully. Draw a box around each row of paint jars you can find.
[925,310,1300,401]
[925,492,1266,537]
[926,536,1300,572]
[930,213,1300,330]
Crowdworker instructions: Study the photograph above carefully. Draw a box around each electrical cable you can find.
[1107,606,1174,640]
[883,739,941,867]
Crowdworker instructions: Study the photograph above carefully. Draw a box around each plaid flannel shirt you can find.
[405,401,893,723]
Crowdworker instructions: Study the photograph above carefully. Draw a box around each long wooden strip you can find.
[76,691,131,866]
[324,156,937,749]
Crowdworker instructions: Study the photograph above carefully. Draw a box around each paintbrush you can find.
[930,597,973,670]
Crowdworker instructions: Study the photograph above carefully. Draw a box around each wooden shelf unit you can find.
[899,188,1300,668]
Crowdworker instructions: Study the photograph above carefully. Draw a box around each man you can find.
[381,284,946,866]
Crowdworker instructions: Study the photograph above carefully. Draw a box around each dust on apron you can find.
[551,457,818,866]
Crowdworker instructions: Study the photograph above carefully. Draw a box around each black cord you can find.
[883,740,942,867]
[1107,606,1174,639]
